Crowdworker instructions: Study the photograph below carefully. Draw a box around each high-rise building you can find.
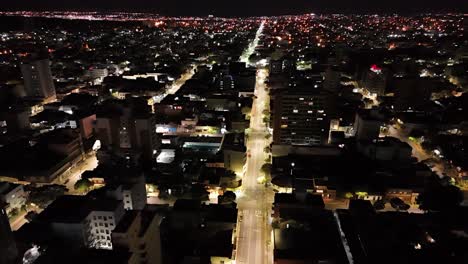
[392,76,434,111]
[323,66,341,93]
[272,85,329,146]
[96,100,160,160]
[20,59,56,102]
[361,65,389,96]
[112,210,164,264]
[4,108,30,134]
[36,195,125,250]
[218,74,235,90]
[354,109,384,142]
[0,202,18,264]
[269,60,283,75]
[228,61,246,75]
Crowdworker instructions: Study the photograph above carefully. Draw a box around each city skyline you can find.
[0,5,467,264]
[1,0,467,16]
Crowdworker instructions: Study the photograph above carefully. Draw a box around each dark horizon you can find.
[1,0,467,17]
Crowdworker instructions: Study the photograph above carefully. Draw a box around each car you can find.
[390,197,405,209]
[373,200,386,210]
[390,197,410,210]
[400,203,411,211]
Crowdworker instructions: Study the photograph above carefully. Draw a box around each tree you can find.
[8,208,19,218]
[261,163,272,176]
[225,170,237,178]
[27,185,67,209]
[219,191,237,204]
[264,146,271,153]
[241,106,252,116]
[417,175,463,211]
[264,134,271,140]
[241,106,252,120]
[74,178,93,193]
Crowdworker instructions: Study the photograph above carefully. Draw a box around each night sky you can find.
[1,0,466,16]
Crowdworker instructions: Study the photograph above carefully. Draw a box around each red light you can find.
[370,64,382,73]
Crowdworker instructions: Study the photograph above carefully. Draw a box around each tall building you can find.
[228,61,246,75]
[0,202,18,264]
[21,59,56,102]
[323,66,341,93]
[269,60,283,75]
[103,167,147,211]
[96,100,160,160]
[36,195,125,250]
[392,76,434,111]
[361,64,389,96]
[218,74,235,90]
[3,108,30,134]
[354,109,384,141]
[112,210,164,264]
[272,85,329,146]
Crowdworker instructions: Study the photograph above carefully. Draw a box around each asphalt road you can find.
[235,55,274,264]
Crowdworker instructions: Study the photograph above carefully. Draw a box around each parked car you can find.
[390,197,410,211]
[373,199,386,210]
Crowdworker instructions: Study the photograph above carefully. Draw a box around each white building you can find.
[85,210,121,249]
[86,67,109,85]
[37,196,124,250]
[0,182,27,214]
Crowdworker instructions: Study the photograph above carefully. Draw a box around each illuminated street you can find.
[165,65,197,96]
[240,21,265,66]
[153,64,198,103]
[0,8,466,264]
[386,125,452,178]
[53,153,99,194]
[235,21,274,264]
[9,210,28,231]
[236,68,274,264]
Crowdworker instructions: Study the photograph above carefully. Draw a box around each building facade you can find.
[0,182,27,214]
[96,103,159,160]
[272,86,329,146]
[21,59,56,102]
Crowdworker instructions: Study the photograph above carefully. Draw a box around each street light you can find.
[290,162,295,176]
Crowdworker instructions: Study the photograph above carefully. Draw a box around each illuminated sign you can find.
[370,64,382,74]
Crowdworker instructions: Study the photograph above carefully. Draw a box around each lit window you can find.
[293,109,298,113]
[299,98,304,101]
[308,110,313,113]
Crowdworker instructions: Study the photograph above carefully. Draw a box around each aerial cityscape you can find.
[0,3,467,264]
